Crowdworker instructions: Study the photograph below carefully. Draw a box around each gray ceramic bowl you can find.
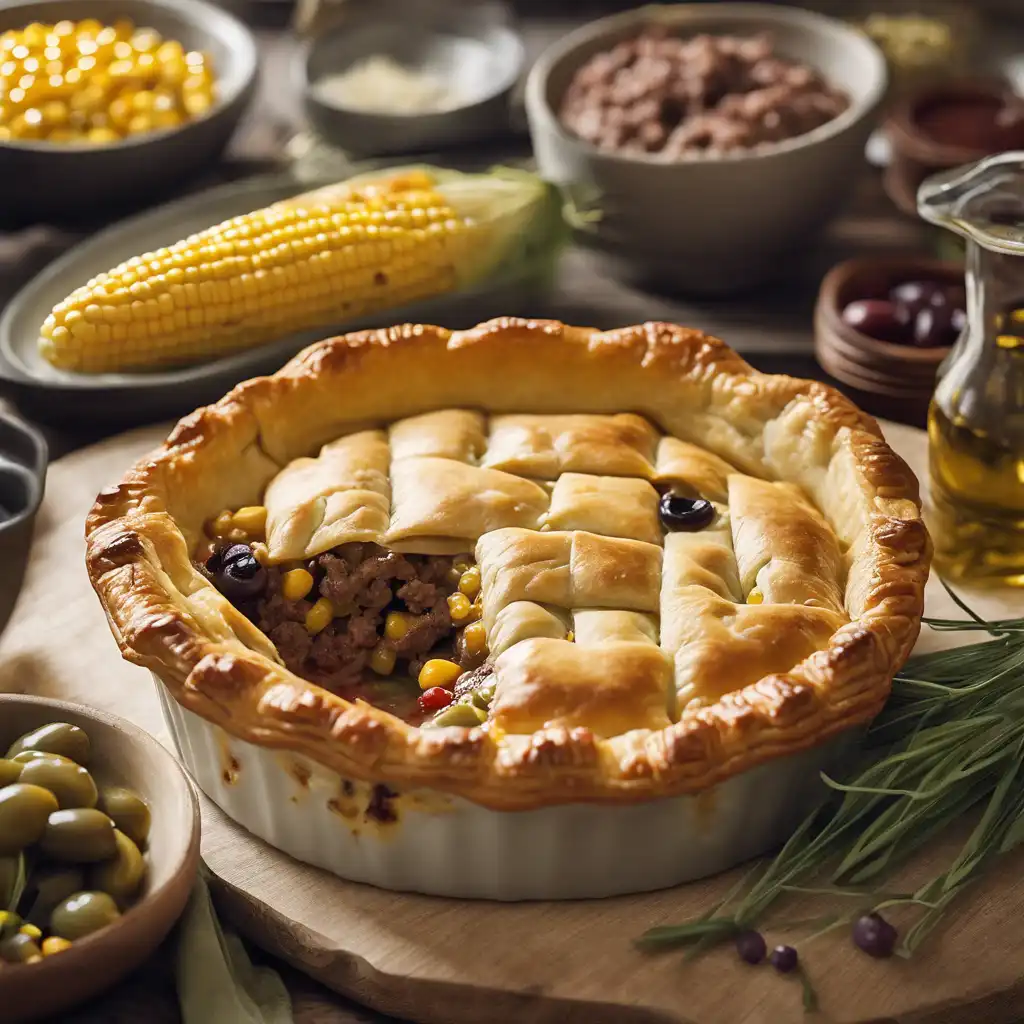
[0,412,46,538]
[0,411,47,638]
[0,0,258,224]
[525,3,888,295]
[300,0,524,157]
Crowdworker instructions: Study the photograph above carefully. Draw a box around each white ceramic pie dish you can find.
[88,319,928,901]
[157,677,851,900]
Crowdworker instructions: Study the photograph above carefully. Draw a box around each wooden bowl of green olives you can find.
[0,695,199,1023]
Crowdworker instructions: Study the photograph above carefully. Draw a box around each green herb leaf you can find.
[7,853,25,914]
[799,966,819,1013]
[635,917,738,950]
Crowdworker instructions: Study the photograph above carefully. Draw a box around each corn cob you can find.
[39,167,561,373]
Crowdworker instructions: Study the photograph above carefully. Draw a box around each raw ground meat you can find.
[559,28,850,157]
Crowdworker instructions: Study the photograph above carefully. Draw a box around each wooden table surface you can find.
[0,5,1005,1022]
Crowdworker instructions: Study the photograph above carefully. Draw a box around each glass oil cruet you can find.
[918,152,1024,586]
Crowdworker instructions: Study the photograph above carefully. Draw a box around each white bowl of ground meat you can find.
[525,3,887,295]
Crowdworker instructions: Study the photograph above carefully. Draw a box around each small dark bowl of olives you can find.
[815,256,964,426]
[0,695,199,1024]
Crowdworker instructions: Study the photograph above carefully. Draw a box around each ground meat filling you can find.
[255,543,466,692]
[454,662,495,700]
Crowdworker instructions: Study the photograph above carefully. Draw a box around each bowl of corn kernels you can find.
[0,0,257,224]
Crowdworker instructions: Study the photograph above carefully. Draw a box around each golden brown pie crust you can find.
[85,319,930,810]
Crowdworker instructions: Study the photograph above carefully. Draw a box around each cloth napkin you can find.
[176,868,293,1024]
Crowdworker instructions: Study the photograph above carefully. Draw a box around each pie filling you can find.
[198,532,492,727]
[190,408,856,737]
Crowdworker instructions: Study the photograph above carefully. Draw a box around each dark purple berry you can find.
[840,299,908,343]
[659,493,715,531]
[852,913,897,959]
[769,945,799,973]
[913,305,958,348]
[735,929,767,965]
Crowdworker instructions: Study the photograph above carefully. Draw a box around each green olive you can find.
[18,757,97,811]
[24,866,85,926]
[0,931,42,963]
[10,750,73,766]
[89,830,145,905]
[0,759,22,787]
[49,891,120,941]
[39,809,117,863]
[0,856,19,908]
[466,683,495,711]
[0,784,59,855]
[0,910,22,939]
[427,701,488,728]
[97,786,150,847]
[6,723,90,766]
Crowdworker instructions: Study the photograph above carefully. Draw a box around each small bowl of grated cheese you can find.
[300,1,524,157]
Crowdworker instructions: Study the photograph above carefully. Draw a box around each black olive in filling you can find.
[200,541,488,701]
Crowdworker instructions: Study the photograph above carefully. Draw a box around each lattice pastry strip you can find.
[490,631,675,738]
[385,458,549,554]
[728,475,845,614]
[476,528,663,628]
[388,410,487,464]
[264,430,391,561]
[488,602,570,659]
[481,413,658,479]
[652,437,735,503]
[541,473,661,544]
[263,410,553,561]
[387,410,551,553]
[660,473,848,707]
[478,527,671,736]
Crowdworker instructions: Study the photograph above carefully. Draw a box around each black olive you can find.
[841,299,909,343]
[659,493,715,531]
[890,280,947,318]
[214,553,267,603]
[944,283,967,311]
[912,305,959,348]
[852,912,897,958]
[221,543,253,566]
[204,543,252,577]
[735,929,766,965]
[769,945,799,973]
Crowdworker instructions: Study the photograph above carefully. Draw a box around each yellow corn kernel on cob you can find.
[39,167,559,373]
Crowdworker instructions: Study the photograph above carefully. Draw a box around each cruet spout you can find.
[918,151,1024,254]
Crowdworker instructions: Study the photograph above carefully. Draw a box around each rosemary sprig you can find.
[639,604,1024,966]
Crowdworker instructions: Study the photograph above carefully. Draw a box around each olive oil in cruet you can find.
[918,153,1024,585]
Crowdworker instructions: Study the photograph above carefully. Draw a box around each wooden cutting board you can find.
[2,419,1023,1024]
